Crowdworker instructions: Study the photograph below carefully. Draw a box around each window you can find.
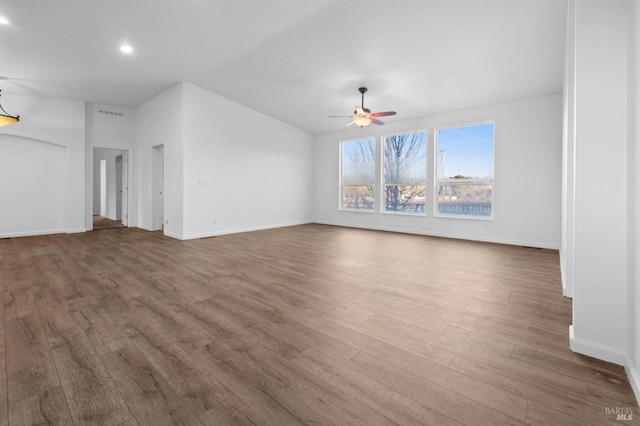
[382,131,427,214]
[435,122,494,218]
[340,138,375,211]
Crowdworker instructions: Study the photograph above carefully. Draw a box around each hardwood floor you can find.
[92,216,125,230]
[0,224,637,425]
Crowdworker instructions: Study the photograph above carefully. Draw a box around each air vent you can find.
[98,109,124,117]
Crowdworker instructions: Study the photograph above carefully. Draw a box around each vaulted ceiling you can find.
[1,0,567,134]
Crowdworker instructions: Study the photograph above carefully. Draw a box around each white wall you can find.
[0,136,67,236]
[314,94,562,249]
[0,94,85,237]
[85,104,136,229]
[181,83,314,239]
[135,83,314,239]
[135,84,185,235]
[628,0,640,403]
[566,0,629,366]
[561,0,577,298]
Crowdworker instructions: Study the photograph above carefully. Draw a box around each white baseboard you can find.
[136,224,155,232]
[163,230,183,240]
[177,220,313,241]
[66,228,86,234]
[0,229,67,239]
[313,220,560,249]
[563,286,574,298]
[624,355,640,406]
[569,325,626,366]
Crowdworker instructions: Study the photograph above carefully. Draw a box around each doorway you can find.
[115,152,129,226]
[93,147,129,230]
[152,144,165,231]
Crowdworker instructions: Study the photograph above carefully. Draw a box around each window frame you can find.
[433,121,496,220]
[379,129,428,216]
[339,137,377,213]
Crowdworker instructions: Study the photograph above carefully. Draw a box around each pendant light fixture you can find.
[0,90,19,127]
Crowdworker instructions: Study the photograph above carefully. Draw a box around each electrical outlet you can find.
[52,216,57,223]
[213,218,218,224]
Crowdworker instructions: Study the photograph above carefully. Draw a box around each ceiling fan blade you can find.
[371,111,396,117]
[345,121,355,127]
[371,118,385,125]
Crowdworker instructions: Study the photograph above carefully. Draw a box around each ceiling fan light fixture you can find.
[0,90,19,128]
[353,116,371,128]
[329,87,396,128]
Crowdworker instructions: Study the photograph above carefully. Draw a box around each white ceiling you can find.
[0,0,567,134]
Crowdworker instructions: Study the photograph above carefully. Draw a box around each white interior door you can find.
[159,148,164,229]
[121,151,128,226]
[115,155,122,221]
[152,145,165,231]
[100,159,107,217]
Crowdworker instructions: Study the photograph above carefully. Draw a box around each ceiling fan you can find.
[329,87,396,128]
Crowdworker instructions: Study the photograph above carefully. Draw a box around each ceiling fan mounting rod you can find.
[359,87,368,109]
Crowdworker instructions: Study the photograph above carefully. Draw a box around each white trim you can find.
[65,228,86,234]
[0,229,66,239]
[569,325,626,366]
[166,220,313,241]
[313,220,559,249]
[379,210,427,217]
[0,227,86,239]
[434,212,493,221]
[339,208,375,214]
[625,358,640,404]
[137,224,154,231]
[560,255,574,298]
[624,356,640,406]
[163,230,183,240]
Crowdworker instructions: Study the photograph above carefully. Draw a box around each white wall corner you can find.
[163,230,185,240]
[569,325,627,366]
[624,355,640,406]
[560,255,574,298]
[563,286,574,298]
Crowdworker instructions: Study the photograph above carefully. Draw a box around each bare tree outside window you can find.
[383,131,427,214]
[341,138,375,210]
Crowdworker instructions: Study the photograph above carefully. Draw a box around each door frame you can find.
[89,147,132,231]
[152,144,165,231]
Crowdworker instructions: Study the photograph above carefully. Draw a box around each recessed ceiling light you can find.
[0,16,10,25]
[120,44,133,54]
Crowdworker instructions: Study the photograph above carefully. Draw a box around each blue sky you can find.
[436,123,494,179]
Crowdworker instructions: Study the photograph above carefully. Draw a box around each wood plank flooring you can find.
[92,216,125,231]
[0,224,637,425]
